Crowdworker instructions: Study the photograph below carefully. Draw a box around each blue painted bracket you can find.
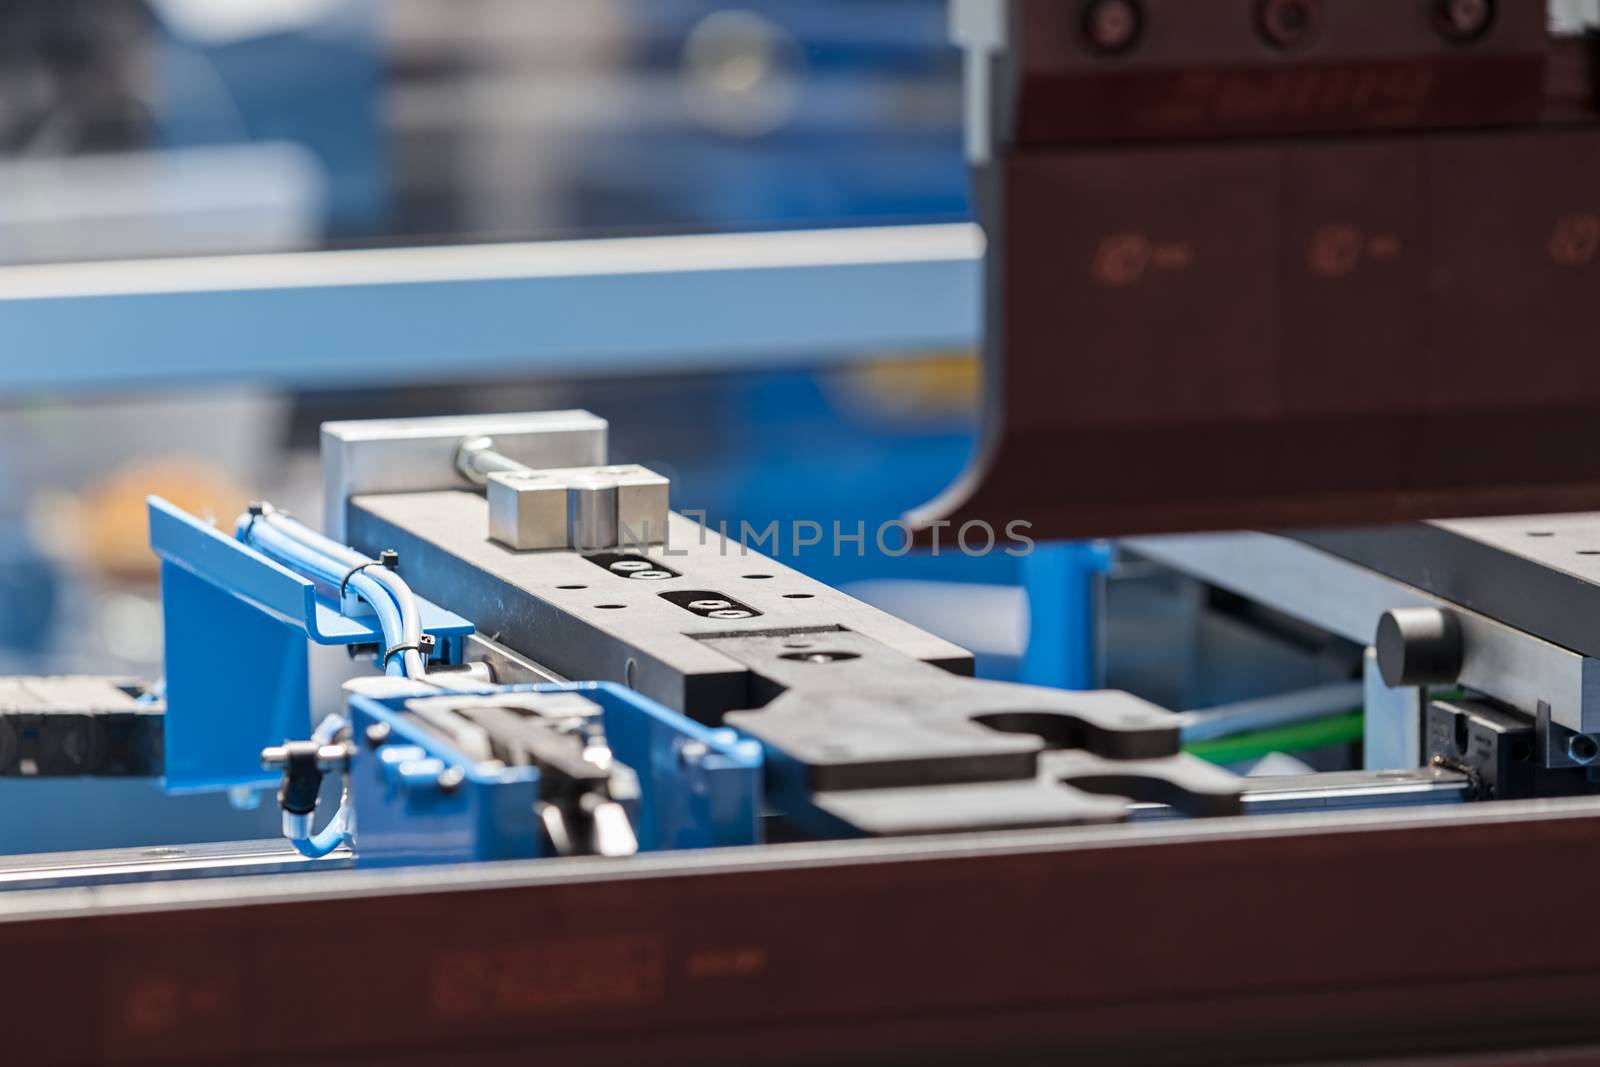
[1021,541,1114,691]
[346,681,764,868]
[147,496,472,794]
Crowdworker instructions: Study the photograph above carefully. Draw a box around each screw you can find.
[678,740,709,768]
[631,570,673,581]
[436,766,466,794]
[708,609,754,620]
[365,722,392,748]
[1567,734,1600,766]
[1258,0,1321,49]
[1083,0,1142,54]
[689,599,732,611]
[1436,0,1493,41]
[610,560,652,573]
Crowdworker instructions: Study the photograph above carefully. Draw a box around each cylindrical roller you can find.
[1376,607,1464,688]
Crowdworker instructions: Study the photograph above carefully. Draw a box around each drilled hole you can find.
[595,604,627,610]
[743,574,774,580]
[1528,531,1555,538]
[779,651,860,664]
[556,584,587,590]
[783,593,815,600]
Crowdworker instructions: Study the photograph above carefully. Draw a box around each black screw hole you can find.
[594,604,627,610]
[743,574,774,580]
[1528,531,1555,538]
[782,593,815,600]
[1510,739,1534,763]
[557,584,587,590]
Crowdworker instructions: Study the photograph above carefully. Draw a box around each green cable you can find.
[1184,711,1365,766]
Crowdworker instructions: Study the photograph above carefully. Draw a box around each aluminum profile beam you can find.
[0,224,982,394]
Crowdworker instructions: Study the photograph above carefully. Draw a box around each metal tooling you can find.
[1296,515,1600,663]
[348,492,1221,834]
[919,1,1600,538]
[710,629,1233,835]
[1126,531,1600,736]
[347,491,973,720]
[0,676,162,777]
[1425,698,1593,801]
[321,411,609,543]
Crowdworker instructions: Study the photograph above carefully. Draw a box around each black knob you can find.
[1376,607,1464,688]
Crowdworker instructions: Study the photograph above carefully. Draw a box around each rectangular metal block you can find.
[1298,513,1600,664]
[320,411,608,542]
[486,465,669,552]
[487,471,568,551]
[613,466,671,546]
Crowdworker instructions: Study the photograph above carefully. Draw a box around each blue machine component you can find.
[346,682,764,868]
[147,497,471,793]
[1020,541,1114,691]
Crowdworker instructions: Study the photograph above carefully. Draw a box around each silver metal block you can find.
[486,464,669,552]
[613,466,672,546]
[487,471,568,551]
[320,411,608,542]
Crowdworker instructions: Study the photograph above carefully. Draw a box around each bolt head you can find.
[1437,0,1493,40]
[436,766,467,794]
[1083,0,1142,54]
[365,722,392,748]
[1258,0,1321,48]
[1567,734,1600,766]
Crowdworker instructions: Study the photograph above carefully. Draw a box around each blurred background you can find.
[0,0,1027,708]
